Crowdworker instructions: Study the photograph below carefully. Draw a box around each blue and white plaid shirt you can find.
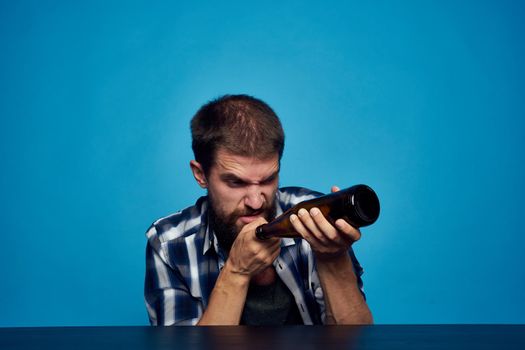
[144,186,365,325]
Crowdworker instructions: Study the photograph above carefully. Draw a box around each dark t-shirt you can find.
[240,276,303,325]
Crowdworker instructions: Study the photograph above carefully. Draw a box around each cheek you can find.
[210,185,244,213]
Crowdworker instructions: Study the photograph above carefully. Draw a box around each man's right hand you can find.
[224,217,281,280]
[197,217,281,325]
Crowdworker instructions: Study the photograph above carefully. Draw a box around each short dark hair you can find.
[191,94,285,174]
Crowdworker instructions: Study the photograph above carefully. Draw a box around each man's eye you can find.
[261,177,277,185]
[228,180,245,187]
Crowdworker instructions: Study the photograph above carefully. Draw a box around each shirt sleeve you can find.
[144,240,202,325]
[311,247,366,324]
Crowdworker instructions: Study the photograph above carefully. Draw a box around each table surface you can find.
[1,325,524,350]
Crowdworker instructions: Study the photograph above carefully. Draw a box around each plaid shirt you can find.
[144,187,365,325]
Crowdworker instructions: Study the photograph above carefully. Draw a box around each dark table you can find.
[1,325,524,350]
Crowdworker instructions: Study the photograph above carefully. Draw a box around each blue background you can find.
[1,0,524,326]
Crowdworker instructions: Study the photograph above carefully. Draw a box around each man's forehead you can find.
[213,149,280,177]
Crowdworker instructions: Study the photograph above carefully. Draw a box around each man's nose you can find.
[244,186,264,210]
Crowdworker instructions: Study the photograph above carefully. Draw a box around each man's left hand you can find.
[289,186,361,260]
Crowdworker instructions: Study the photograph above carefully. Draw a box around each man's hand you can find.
[289,186,361,260]
[288,185,373,324]
[226,217,281,278]
[198,217,280,325]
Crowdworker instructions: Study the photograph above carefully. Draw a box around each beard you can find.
[208,193,277,253]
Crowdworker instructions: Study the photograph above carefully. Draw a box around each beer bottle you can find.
[256,184,380,240]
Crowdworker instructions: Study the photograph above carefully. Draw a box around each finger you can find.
[253,238,280,263]
[257,245,279,264]
[258,235,280,251]
[334,218,362,242]
[256,236,280,256]
[331,185,340,193]
[290,212,326,246]
[309,207,344,244]
[244,217,269,240]
[270,245,281,261]
[297,208,330,245]
[264,241,281,265]
[268,237,281,251]
[246,217,269,231]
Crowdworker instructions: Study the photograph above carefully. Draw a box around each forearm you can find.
[316,253,373,325]
[197,262,250,325]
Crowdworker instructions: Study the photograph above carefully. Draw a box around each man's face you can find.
[205,149,280,251]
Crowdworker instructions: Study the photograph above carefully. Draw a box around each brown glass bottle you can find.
[255,184,380,240]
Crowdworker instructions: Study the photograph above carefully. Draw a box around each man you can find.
[144,94,373,325]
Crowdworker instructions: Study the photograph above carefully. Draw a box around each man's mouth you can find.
[238,211,265,224]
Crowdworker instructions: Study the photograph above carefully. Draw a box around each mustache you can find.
[235,208,266,217]
[232,202,275,218]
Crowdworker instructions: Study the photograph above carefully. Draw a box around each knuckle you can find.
[316,235,329,245]
[325,229,339,241]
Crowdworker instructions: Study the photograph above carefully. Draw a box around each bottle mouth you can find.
[353,185,380,225]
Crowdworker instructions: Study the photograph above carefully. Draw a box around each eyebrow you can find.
[220,171,278,185]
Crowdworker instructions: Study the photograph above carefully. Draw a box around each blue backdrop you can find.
[1,0,524,326]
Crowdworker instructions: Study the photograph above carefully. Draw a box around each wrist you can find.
[221,260,251,287]
[198,260,250,326]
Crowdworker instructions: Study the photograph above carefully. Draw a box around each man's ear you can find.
[190,160,208,188]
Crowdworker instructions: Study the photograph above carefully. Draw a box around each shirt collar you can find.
[200,199,215,256]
